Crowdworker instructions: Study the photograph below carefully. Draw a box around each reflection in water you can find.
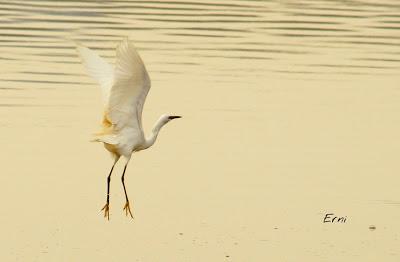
[0,0,399,91]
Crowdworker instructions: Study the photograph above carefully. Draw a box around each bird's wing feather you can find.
[107,38,151,135]
[76,45,114,104]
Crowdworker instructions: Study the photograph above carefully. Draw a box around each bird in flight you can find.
[77,38,181,220]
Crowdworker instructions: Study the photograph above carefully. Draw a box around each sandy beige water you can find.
[1,0,400,261]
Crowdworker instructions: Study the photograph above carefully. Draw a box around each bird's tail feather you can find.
[90,134,119,145]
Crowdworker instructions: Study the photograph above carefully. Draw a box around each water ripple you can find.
[0,0,399,88]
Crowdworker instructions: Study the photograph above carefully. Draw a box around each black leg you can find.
[121,164,128,202]
[106,164,115,205]
[101,163,116,220]
[122,163,134,218]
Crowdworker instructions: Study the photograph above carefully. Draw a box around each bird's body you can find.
[77,38,181,220]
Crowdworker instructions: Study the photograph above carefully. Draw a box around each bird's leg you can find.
[101,162,116,220]
[121,163,134,218]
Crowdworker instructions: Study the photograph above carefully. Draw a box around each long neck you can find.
[143,117,167,149]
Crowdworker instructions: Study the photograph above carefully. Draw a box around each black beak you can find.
[168,116,182,120]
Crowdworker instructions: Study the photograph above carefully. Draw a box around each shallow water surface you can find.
[1,0,400,261]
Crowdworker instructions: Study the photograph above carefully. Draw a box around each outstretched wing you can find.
[76,45,114,104]
[107,38,151,134]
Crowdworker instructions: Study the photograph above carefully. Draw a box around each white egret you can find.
[77,38,181,220]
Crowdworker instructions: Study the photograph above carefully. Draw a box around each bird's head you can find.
[159,114,182,125]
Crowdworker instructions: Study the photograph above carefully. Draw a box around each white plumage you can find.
[77,37,181,220]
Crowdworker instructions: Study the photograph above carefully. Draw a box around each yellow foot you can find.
[101,203,110,220]
[123,201,134,219]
